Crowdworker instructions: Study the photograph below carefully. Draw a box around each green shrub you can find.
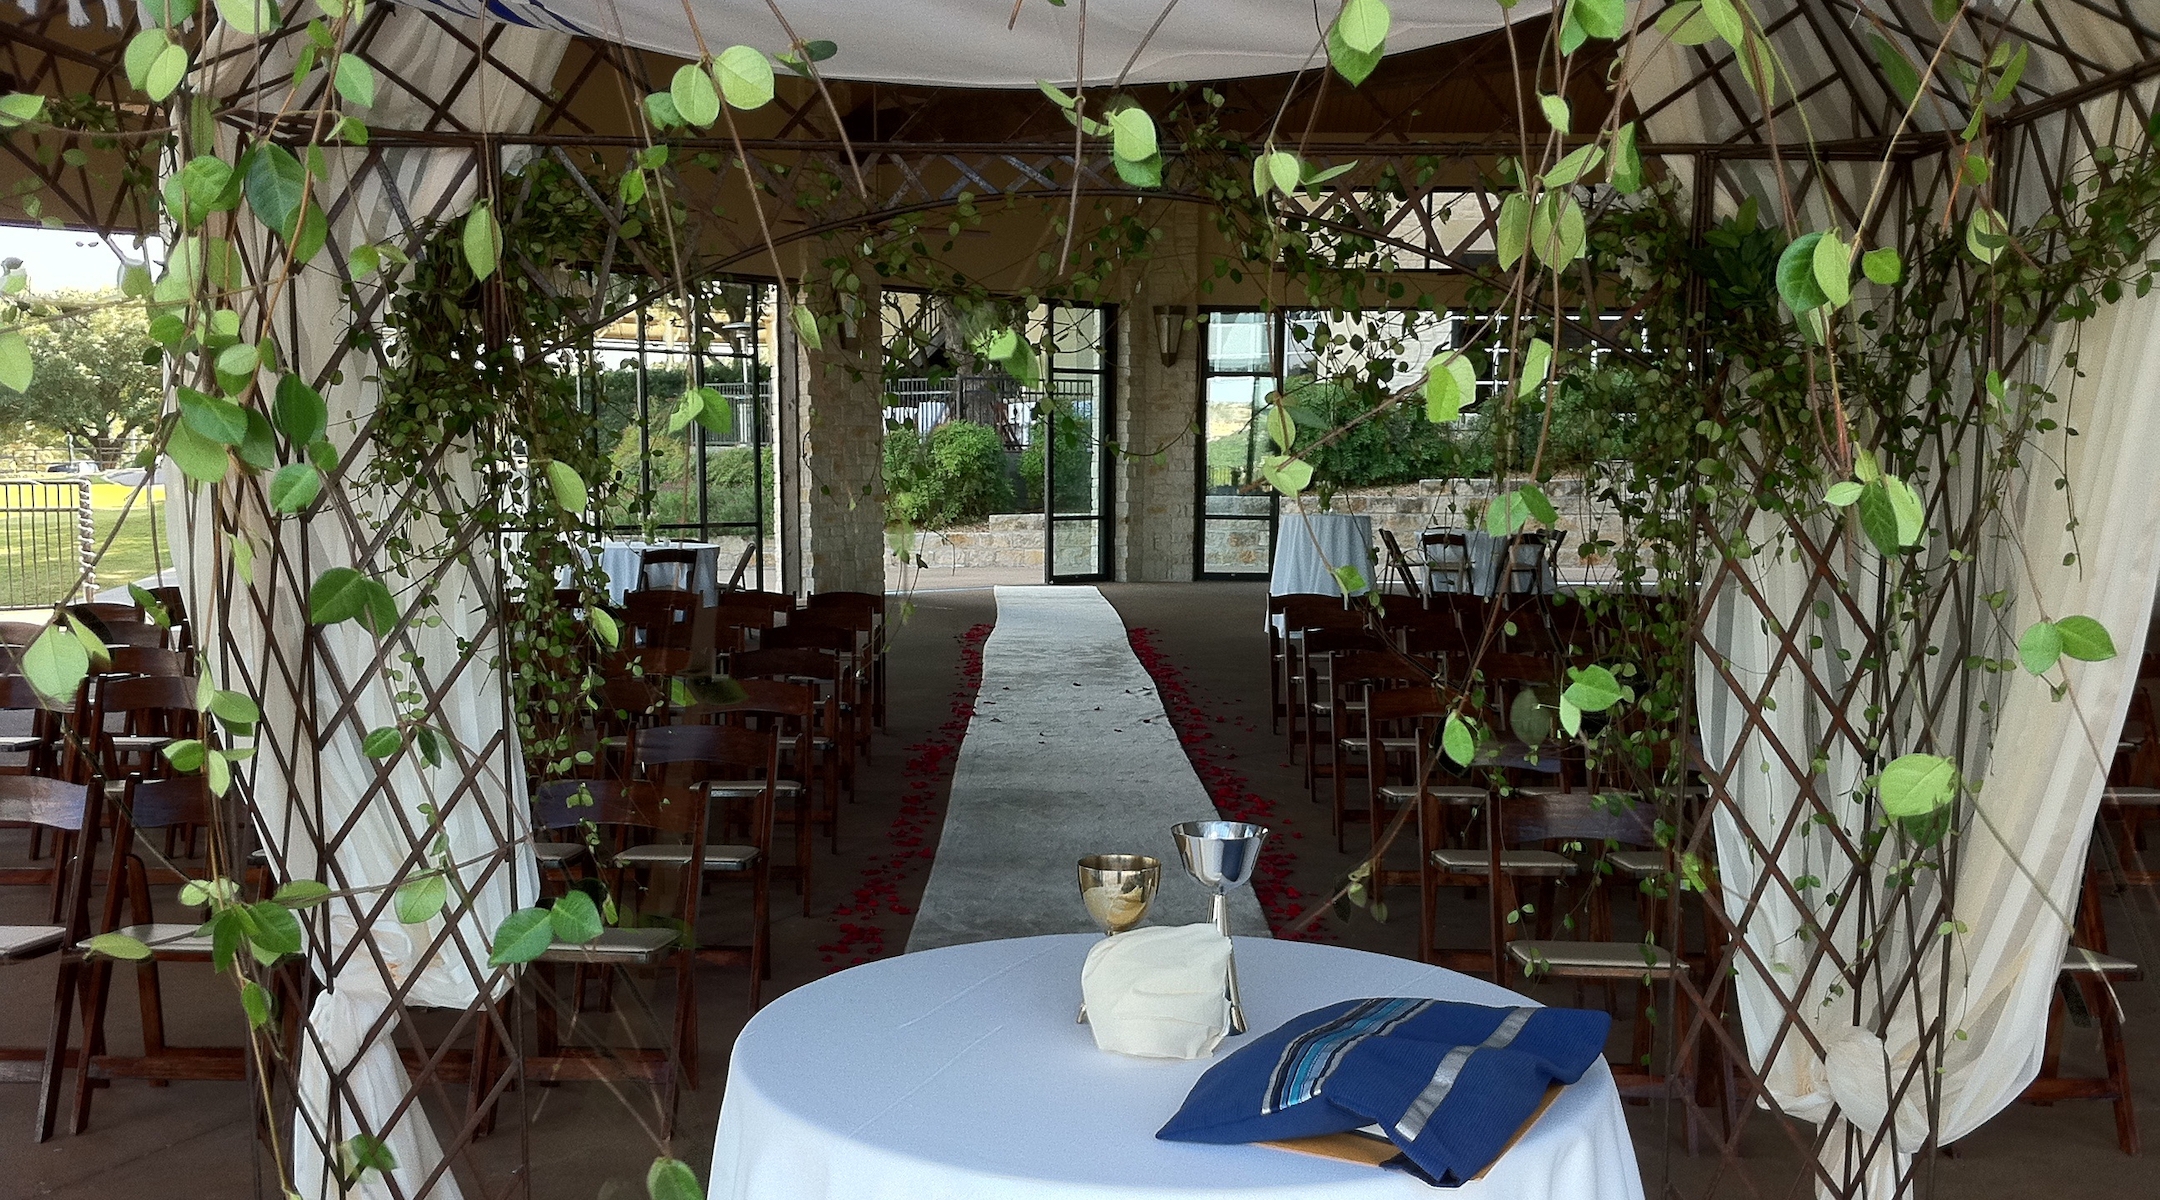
[885,419,1013,527]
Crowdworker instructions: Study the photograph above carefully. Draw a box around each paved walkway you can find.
[905,586,1268,952]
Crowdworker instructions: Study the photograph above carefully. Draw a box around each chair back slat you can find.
[732,648,842,683]
[116,775,214,831]
[102,646,190,677]
[1504,790,1656,848]
[532,778,701,837]
[97,674,200,713]
[1364,684,1449,725]
[0,774,92,831]
[1280,595,1363,633]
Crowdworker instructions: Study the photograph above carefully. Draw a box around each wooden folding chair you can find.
[72,774,293,1134]
[526,778,709,1137]
[733,648,863,800]
[0,774,101,1142]
[703,678,834,912]
[1321,654,1434,849]
[1491,789,1703,1126]
[85,674,201,782]
[802,592,887,728]
[621,724,780,1011]
[637,546,703,594]
[2021,833,2141,1154]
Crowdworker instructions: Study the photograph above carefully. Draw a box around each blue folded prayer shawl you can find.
[1322,1004,1611,1185]
[1156,998,1610,1187]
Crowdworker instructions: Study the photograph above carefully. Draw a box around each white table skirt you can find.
[708,934,1643,1200]
[1271,511,1375,600]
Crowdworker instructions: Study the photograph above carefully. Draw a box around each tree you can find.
[0,290,161,467]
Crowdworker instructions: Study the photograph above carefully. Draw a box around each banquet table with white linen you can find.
[708,934,1643,1200]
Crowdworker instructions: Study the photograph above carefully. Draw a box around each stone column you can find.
[1114,204,1203,581]
[792,282,888,595]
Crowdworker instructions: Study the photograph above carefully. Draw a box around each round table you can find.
[708,934,1643,1200]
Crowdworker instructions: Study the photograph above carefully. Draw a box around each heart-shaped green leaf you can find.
[714,45,774,111]
[2055,615,2116,663]
[269,463,321,513]
[546,460,588,512]
[394,873,448,925]
[1878,752,1957,819]
[549,889,603,944]
[2017,619,2063,675]
[488,907,555,966]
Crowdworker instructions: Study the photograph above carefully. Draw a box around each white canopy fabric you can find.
[378,0,1543,88]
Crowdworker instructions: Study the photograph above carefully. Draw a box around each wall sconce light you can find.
[720,321,754,357]
[1154,304,1189,367]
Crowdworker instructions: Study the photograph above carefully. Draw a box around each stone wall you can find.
[795,279,889,595]
[911,475,1625,575]
[1114,206,1202,582]
[1313,475,1623,574]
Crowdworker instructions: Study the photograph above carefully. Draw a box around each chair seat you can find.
[1507,939,1685,975]
[2063,947,2142,980]
[533,841,586,865]
[1309,700,1367,714]
[88,923,213,956]
[0,924,64,961]
[1376,784,1486,806]
[706,779,803,799]
[609,843,761,871]
[0,735,45,753]
[1338,737,1420,755]
[1606,849,1665,878]
[536,927,679,964]
[109,735,172,753]
[2102,787,2160,808]
[1430,848,1576,877]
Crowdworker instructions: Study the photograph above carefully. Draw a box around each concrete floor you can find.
[1,580,2156,1198]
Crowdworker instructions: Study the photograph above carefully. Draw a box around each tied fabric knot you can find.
[1820,1024,1931,1148]
[1081,923,1232,1060]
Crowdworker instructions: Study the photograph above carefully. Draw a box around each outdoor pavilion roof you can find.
[6,0,2156,255]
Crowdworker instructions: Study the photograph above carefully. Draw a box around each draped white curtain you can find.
[1693,284,2160,1195]
[178,16,567,1199]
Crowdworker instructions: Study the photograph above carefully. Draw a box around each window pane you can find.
[1205,311,1270,373]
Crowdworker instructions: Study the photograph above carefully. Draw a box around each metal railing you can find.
[0,478,94,607]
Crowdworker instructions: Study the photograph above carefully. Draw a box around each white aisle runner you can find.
[905,587,1270,952]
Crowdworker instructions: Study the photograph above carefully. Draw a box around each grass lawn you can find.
[0,480,173,607]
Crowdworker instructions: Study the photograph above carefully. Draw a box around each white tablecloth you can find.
[1271,512,1374,597]
[594,540,722,604]
[708,934,1643,1200]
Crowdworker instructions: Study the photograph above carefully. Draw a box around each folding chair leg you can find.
[135,958,171,1086]
[70,958,113,1135]
[675,956,699,1092]
[2089,976,2139,1155]
[33,956,80,1143]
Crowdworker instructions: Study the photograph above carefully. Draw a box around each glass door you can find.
[1195,310,1278,578]
[1042,304,1115,581]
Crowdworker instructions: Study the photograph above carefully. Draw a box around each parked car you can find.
[43,460,99,475]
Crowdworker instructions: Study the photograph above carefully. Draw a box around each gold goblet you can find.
[1076,854,1160,1023]
[1078,853,1161,935]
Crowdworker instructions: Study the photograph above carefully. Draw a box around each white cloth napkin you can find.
[1080,923,1233,1060]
